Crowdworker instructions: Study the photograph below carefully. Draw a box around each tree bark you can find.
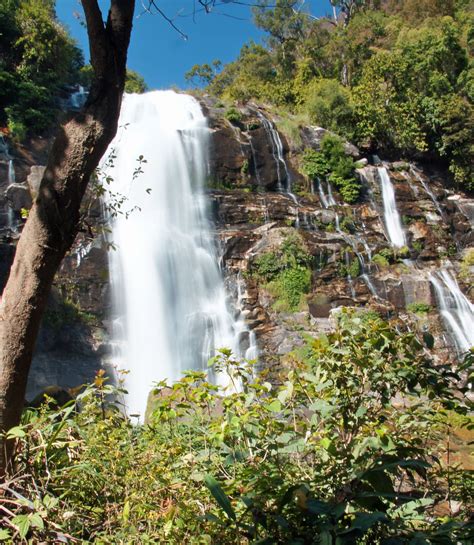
[0,0,135,474]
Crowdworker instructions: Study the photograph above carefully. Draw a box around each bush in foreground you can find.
[1,311,473,543]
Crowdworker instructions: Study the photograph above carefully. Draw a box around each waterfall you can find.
[377,167,406,248]
[69,85,88,109]
[257,111,290,192]
[103,90,256,418]
[8,159,15,184]
[430,268,474,355]
[410,166,444,219]
[317,178,336,208]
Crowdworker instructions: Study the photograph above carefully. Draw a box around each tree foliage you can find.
[0,0,83,138]
[198,0,474,189]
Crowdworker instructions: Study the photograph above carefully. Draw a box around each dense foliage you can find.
[301,134,361,203]
[0,0,83,139]
[252,232,313,311]
[1,311,472,543]
[191,0,474,189]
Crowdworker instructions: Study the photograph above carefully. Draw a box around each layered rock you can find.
[0,97,473,397]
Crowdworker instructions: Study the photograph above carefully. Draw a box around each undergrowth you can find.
[1,311,473,543]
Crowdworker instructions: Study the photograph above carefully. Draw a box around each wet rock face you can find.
[1,99,473,392]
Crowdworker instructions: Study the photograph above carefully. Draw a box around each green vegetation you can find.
[0,1,147,140]
[371,253,390,268]
[191,0,474,189]
[460,247,474,279]
[301,134,361,203]
[224,107,243,124]
[43,298,98,330]
[0,0,83,139]
[252,232,313,311]
[3,313,472,543]
[339,252,361,279]
[407,302,433,314]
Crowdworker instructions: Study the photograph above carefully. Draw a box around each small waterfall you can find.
[344,249,356,298]
[327,181,336,206]
[317,178,336,208]
[69,85,88,109]
[430,268,474,355]
[103,91,256,418]
[378,167,406,248]
[247,134,262,187]
[256,111,290,192]
[410,166,444,219]
[8,159,15,184]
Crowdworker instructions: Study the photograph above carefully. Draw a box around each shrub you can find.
[3,314,472,543]
[407,302,432,314]
[460,247,474,279]
[252,232,313,312]
[297,78,355,139]
[268,265,311,311]
[224,107,242,124]
[372,253,390,267]
[301,135,361,204]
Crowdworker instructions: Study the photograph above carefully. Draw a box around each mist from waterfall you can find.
[103,90,256,418]
[378,167,406,248]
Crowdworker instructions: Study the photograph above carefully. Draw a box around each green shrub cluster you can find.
[302,135,361,204]
[3,313,472,543]
[407,302,433,314]
[252,232,313,311]
[224,107,242,124]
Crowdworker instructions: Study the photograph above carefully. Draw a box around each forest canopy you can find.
[187,0,474,189]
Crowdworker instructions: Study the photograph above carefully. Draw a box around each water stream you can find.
[103,91,256,418]
[430,268,474,355]
[377,166,406,248]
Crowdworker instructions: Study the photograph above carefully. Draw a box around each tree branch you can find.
[81,0,108,70]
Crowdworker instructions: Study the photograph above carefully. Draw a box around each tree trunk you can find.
[0,0,135,475]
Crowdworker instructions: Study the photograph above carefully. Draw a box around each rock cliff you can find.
[1,95,473,398]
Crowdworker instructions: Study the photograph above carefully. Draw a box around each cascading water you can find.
[103,90,256,418]
[430,268,474,355]
[317,178,336,208]
[257,111,290,192]
[378,167,406,248]
[410,166,444,219]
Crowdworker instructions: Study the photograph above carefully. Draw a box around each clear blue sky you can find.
[56,1,334,90]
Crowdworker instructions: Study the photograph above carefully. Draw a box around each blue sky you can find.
[56,1,334,90]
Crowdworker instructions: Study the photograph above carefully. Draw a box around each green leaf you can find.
[29,513,44,530]
[265,400,282,413]
[340,512,387,534]
[12,514,30,539]
[422,331,435,349]
[204,475,236,521]
[122,500,130,522]
[6,426,26,439]
[0,529,11,541]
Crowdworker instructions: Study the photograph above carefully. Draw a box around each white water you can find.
[410,167,444,219]
[8,159,15,184]
[103,91,256,418]
[378,167,406,248]
[69,85,88,109]
[257,111,291,192]
[430,268,474,354]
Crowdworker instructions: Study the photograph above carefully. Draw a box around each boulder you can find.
[5,182,32,211]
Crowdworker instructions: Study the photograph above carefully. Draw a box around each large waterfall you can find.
[103,91,254,417]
